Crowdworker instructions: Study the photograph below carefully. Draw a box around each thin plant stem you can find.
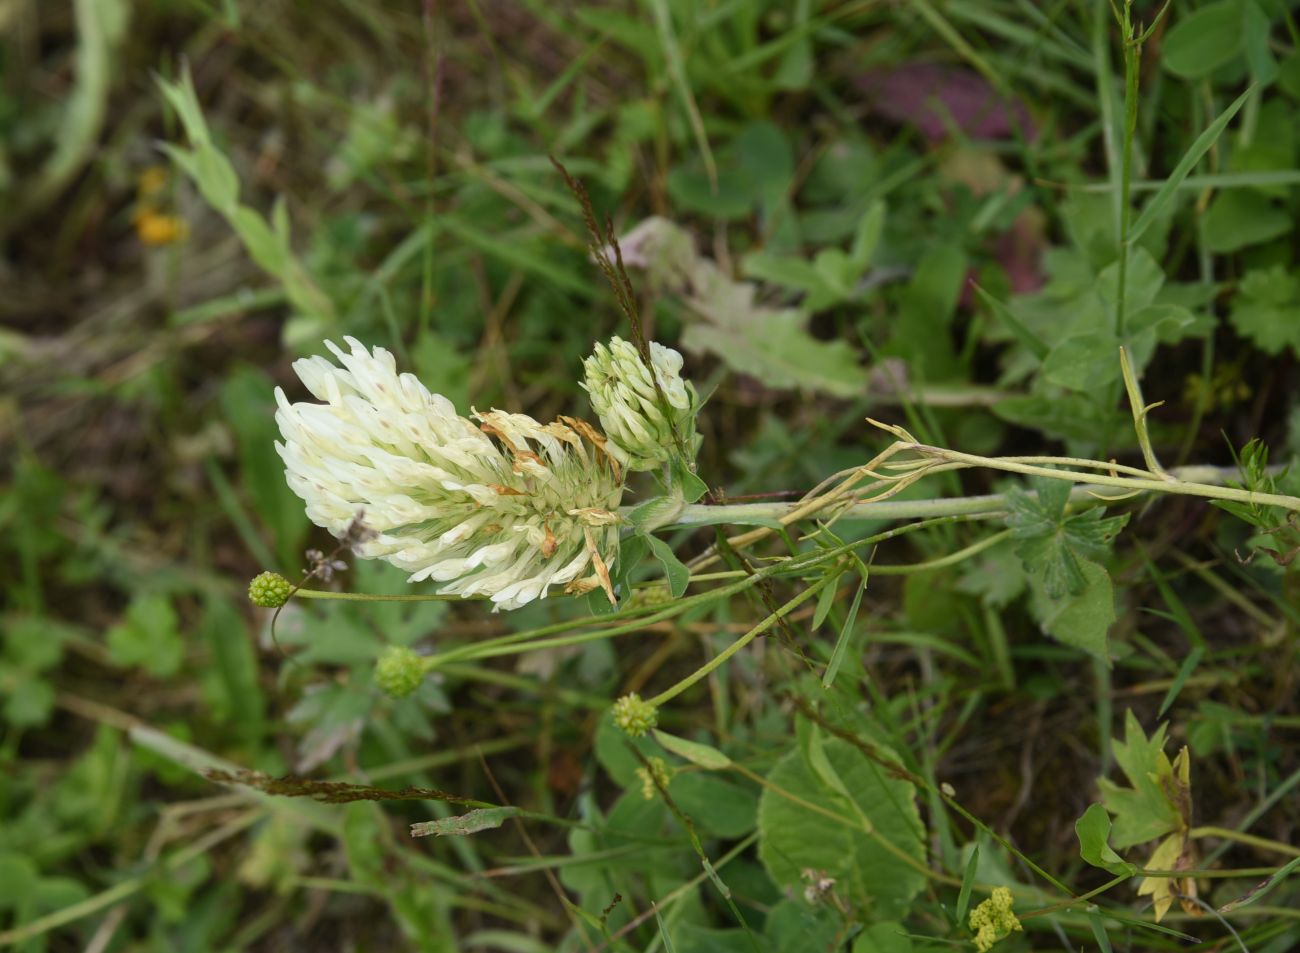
[293,589,463,602]
[1189,826,1300,859]
[645,577,832,708]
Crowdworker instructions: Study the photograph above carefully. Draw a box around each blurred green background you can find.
[3,0,1300,950]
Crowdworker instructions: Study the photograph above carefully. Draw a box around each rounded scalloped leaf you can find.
[757,738,926,921]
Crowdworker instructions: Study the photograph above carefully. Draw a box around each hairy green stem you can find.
[658,463,1295,527]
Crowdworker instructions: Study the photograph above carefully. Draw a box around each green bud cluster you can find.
[375,645,427,698]
[635,756,672,800]
[611,692,658,737]
[248,571,293,608]
[582,336,699,472]
[628,585,673,609]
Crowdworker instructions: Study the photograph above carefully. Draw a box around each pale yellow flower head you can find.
[275,337,624,610]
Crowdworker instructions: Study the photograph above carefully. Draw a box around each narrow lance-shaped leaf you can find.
[410,806,522,837]
[1128,86,1253,244]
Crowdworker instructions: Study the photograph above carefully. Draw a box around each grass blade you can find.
[822,571,867,689]
[956,844,980,923]
[1128,87,1253,244]
[1157,646,1204,719]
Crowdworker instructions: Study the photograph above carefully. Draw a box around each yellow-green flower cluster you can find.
[969,887,1022,952]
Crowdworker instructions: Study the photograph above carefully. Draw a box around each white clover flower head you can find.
[275,337,624,611]
[581,335,698,471]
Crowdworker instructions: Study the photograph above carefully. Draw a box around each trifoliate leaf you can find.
[1005,477,1129,598]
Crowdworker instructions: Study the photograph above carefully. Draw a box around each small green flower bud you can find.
[628,585,673,609]
[635,756,672,800]
[969,886,1022,952]
[582,336,699,472]
[375,645,426,698]
[611,693,657,737]
[248,571,293,608]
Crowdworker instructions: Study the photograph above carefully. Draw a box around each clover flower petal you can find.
[275,337,624,611]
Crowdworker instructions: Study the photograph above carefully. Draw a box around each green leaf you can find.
[671,462,710,504]
[1129,86,1253,245]
[1230,266,1300,356]
[1042,331,1121,390]
[822,572,867,689]
[1,670,54,728]
[1075,803,1138,875]
[0,852,39,910]
[626,496,687,532]
[1161,1,1245,79]
[1031,558,1117,660]
[1158,647,1204,719]
[683,308,864,397]
[848,201,886,273]
[653,730,733,770]
[1203,190,1291,253]
[1098,711,1182,849]
[645,535,690,598]
[891,243,967,380]
[812,569,845,629]
[1279,53,1300,99]
[993,394,1122,444]
[106,594,183,677]
[1098,246,1166,316]
[1243,0,1279,84]
[956,845,980,922]
[972,284,1048,361]
[1218,855,1300,912]
[219,367,309,569]
[742,252,835,302]
[12,0,131,222]
[3,615,69,672]
[410,806,521,837]
[851,922,912,953]
[757,738,926,920]
[199,596,265,743]
[1006,479,1130,599]
[668,772,758,839]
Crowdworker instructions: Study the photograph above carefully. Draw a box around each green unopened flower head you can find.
[969,886,1022,952]
[248,571,292,608]
[375,645,427,698]
[628,585,673,610]
[611,693,657,737]
[582,336,699,472]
